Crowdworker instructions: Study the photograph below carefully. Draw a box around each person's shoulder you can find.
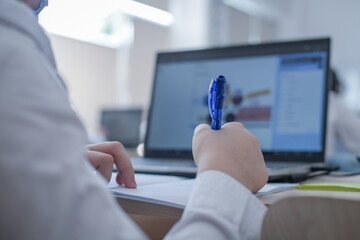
[0,0,44,58]
[0,28,40,75]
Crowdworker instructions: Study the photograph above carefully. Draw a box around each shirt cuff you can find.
[187,170,267,239]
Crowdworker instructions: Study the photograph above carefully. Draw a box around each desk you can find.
[260,174,360,205]
[114,174,360,239]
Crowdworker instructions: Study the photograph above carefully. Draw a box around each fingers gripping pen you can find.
[208,75,227,130]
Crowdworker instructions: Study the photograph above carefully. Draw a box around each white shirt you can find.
[326,92,360,158]
[0,0,267,239]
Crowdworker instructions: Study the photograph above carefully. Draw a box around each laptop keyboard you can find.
[266,161,305,170]
[131,157,196,167]
[131,158,308,170]
[128,157,313,179]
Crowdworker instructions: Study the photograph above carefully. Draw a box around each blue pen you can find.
[208,75,227,130]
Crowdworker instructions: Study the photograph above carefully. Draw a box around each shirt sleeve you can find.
[165,170,267,240]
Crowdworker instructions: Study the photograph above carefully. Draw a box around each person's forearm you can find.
[165,171,267,240]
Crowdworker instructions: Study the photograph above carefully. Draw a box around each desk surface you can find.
[260,174,360,205]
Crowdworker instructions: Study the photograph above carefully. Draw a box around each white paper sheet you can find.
[108,173,298,208]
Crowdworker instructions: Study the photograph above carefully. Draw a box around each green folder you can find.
[297,183,360,192]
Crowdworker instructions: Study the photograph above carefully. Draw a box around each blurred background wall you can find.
[39,0,360,140]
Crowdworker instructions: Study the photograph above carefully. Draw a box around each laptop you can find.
[131,38,330,179]
[101,108,142,148]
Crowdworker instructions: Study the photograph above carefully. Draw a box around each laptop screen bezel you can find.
[144,38,330,163]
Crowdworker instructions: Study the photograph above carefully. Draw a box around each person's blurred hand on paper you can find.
[192,122,268,193]
[86,142,137,188]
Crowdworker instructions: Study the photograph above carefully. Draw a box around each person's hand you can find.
[86,142,137,188]
[192,122,268,193]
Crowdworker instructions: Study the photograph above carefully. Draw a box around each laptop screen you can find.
[145,39,330,163]
[101,109,142,148]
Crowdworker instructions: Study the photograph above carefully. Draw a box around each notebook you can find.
[131,38,331,179]
[107,173,299,209]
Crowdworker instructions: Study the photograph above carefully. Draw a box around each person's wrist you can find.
[196,158,256,192]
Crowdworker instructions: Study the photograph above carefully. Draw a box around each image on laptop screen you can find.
[145,39,330,163]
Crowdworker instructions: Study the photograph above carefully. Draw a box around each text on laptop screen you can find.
[147,50,328,155]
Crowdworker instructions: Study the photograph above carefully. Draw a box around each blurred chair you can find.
[261,196,360,240]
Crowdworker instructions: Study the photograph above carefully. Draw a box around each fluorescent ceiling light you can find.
[39,0,173,48]
[115,0,174,26]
